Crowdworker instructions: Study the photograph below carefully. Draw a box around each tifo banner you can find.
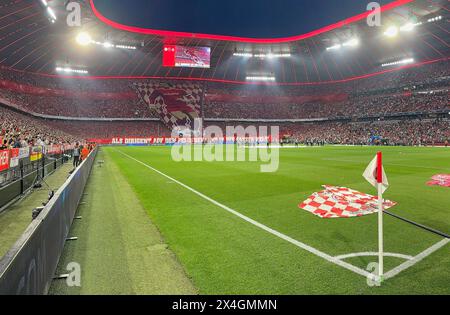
[0,150,9,172]
[299,185,397,219]
[427,174,450,188]
[133,82,202,132]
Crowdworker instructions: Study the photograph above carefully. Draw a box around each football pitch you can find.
[52,145,450,294]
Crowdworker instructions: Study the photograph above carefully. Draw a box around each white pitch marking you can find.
[116,150,450,282]
[116,150,372,279]
[384,238,449,280]
[334,252,413,261]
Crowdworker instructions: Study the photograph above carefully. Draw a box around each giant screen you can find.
[163,45,211,68]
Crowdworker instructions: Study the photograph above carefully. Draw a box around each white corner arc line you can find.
[116,150,372,279]
[334,252,414,261]
[384,238,449,280]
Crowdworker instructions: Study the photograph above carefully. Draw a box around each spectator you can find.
[73,143,81,168]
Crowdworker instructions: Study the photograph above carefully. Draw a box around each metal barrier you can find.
[0,149,71,211]
[0,147,97,295]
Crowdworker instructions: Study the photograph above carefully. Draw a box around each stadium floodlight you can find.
[115,44,137,50]
[252,53,267,59]
[343,38,359,47]
[76,32,92,46]
[235,52,291,59]
[246,76,276,82]
[326,44,341,51]
[47,7,56,21]
[87,39,136,50]
[400,23,415,32]
[56,67,89,74]
[428,16,442,23]
[254,53,271,58]
[381,58,414,67]
[384,26,398,38]
[233,52,253,57]
[255,53,291,58]
[273,53,290,58]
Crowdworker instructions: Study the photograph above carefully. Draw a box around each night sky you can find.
[92,0,393,38]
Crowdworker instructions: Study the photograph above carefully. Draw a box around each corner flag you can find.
[363,152,387,283]
[363,152,389,193]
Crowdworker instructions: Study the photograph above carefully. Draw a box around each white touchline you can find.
[116,150,371,279]
[116,149,449,282]
[384,238,449,280]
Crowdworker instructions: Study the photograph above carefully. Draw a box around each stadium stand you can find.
[204,119,450,146]
[0,106,76,149]
[1,60,449,119]
[0,60,449,145]
[46,120,169,139]
[283,119,450,146]
[204,93,449,120]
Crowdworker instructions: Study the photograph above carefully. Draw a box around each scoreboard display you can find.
[163,45,211,68]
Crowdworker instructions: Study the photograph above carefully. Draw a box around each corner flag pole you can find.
[377,151,384,281]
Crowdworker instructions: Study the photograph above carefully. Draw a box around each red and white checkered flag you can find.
[133,81,202,131]
[299,185,397,219]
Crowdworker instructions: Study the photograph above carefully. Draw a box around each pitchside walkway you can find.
[49,149,196,295]
[0,162,75,259]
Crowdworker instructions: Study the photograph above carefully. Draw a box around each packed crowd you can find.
[0,106,76,149]
[0,90,158,119]
[0,59,449,146]
[279,119,450,146]
[46,120,169,139]
[1,86,447,120]
[206,60,450,96]
[205,119,450,146]
[351,61,449,95]
[0,104,167,146]
[204,93,449,119]
[1,103,448,146]
[0,60,448,120]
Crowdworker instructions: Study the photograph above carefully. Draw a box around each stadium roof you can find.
[90,0,396,41]
[0,0,448,84]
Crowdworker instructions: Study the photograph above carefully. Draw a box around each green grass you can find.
[0,162,74,259]
[56,145,450,294]
[49,149,196,295]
